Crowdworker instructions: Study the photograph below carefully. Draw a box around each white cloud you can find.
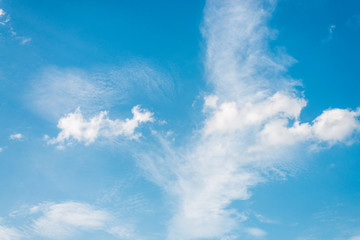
[18,37,31,45]
[0,9,5,17]
[0,225,22,240]
[253,213,279,224]
[0,9,10,26]
[246,227,267,237]
[9,133,23,141]
[255,108,360,150]
[203,92,307,136]
[0,147,3,152]
[47,105,153,147]
[204,95,219,109]
[312,108,360,143]
[137,0,360,239]
[329,25,336,33]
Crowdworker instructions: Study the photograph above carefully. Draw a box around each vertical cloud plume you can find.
[138,0,360,239]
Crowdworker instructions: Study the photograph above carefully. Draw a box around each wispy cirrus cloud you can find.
[0,8,10,26]
[0,7,31,44]
[136,0,360,239]
[1,201,136,240]
[27,62,173,121]
[0,225,22,240]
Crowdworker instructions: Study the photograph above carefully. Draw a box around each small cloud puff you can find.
[246,227,267,237]
[323,24,336,43]
[0,8,10,25]
[46,105,154,148]
[9,133,23,141]
[0,9,5,17]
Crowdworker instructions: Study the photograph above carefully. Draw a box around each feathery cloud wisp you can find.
[28,63,173,121]
[1,201,136,240]
[0,8,31,44]
[0,225,22,240]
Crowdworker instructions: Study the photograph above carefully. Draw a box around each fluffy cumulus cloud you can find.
[46,105,153,147]
[0,201,135,240]
[137,0,360,239]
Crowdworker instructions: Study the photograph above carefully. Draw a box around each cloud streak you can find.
[0,225,22,240]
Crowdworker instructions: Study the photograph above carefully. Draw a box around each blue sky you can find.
[0,0,360,239]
